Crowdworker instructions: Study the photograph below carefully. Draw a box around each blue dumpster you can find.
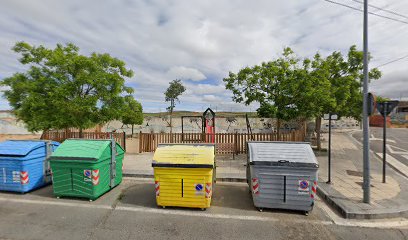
[0,140,59,193]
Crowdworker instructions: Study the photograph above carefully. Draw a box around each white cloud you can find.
[0,0,407,112]
[202,94,223,103]
[185,83,225,95]
[167,66,206,81]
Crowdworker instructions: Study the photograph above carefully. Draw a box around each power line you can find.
[375,54,408,68]
[351,0,408,20]
[323,0,408,25]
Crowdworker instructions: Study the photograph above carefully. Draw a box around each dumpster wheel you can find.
[304,211,309,216]
[200,208,206,211]
[258,208,263,212]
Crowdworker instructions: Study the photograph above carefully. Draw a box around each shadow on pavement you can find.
[119,182,157,208]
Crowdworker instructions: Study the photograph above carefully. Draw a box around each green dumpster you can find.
[49,139,124,200]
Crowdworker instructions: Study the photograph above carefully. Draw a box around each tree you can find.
[311,46,381,149]
[225,117,237,132]
[164,79,186,133]
[1,42,134,136]
[121,96,143,135]
[224,48,331,138]
[224,45,381,149]
[376,96,390,103]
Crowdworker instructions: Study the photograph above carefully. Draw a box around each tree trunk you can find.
[169,99,174,134]
[132,124,134,136]
[315,116,322,150]
[64,128,69,141]
[79,127,84,138]
[277,119,281,141]
[169,110,173,134]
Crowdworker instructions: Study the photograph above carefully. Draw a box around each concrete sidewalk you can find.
[316,132,408,219]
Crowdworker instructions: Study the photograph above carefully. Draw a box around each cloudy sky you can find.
[1,0,407,112]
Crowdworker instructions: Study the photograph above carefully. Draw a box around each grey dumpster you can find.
[247,142,318,214]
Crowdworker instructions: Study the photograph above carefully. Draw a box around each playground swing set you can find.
[181,108,216,143]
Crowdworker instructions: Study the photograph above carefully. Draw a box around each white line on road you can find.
[0,197,112,210]
[366,134,397,143]
[0,196,406,229]
[387,145,408,155]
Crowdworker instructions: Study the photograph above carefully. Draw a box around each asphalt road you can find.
[0,178,407,240]
[352,127,408,166]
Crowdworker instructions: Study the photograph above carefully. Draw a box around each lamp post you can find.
[362,0,370,204]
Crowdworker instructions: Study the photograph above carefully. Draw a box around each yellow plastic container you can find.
[152,144,215,209]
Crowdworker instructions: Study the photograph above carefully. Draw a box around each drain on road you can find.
[346,170,363,177]
[346,170,373,179]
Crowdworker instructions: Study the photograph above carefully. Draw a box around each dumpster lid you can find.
[152,144,215,168]
[0,140,59,157]
[50,139,124,161]
[247,142,318,167]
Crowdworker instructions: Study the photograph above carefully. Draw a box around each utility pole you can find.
[382,103,387,183]
[327,113,332,184]
[362,0,370,204]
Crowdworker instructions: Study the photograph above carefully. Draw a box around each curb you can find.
[316,186,349,218]
[316,132,408,219]
[317,185,408,219]
[123,173,154,179]
[373,153,408,179]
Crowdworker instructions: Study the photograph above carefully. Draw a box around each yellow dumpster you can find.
[152,143,215,210]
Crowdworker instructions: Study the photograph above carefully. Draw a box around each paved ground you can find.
[317,132,408,219]
[0,178,408,240]
[123,133,408,219]
[352,128,408,167]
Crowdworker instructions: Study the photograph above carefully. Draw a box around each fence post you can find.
[234,132,238,156]
[151,132,154,152]
[122,132,126,152]
[139,131,143,153]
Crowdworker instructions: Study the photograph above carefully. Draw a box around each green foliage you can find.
[223,45,382,122]
[1,42,135,132]
[376,96,391,103]
[164,79,186,112]
[316,45,382,120]
[121,96,143,126]
[224,47,331,121]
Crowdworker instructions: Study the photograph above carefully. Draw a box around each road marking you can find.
[0,197,113,210]
[366,134,396,143]
[387,145,408,155]
[116,206,284,223]
[0,196,407,229]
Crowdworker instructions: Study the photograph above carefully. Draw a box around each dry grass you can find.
[0,134,41,142]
